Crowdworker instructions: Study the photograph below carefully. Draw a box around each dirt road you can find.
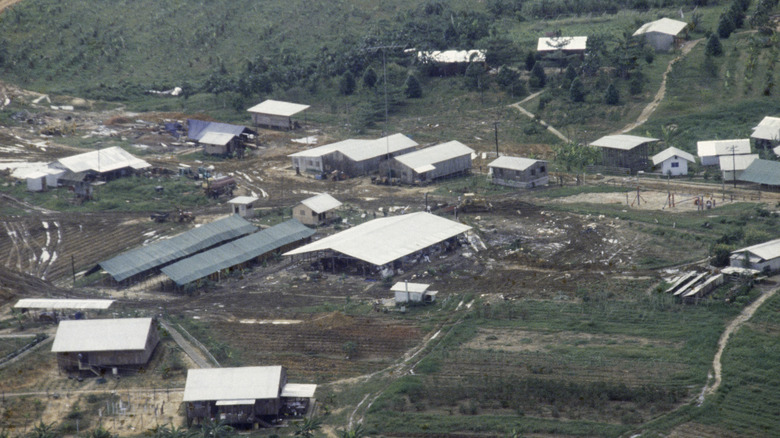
[0,0,23,13]
[509,91,570,143]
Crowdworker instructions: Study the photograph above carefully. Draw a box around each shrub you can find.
[529,63,546,89]
[569,77,585,102]
[404,75,422,98]
[604,82,619,105]
[339,72,356,95]
[362,67,378,89]
[706,34,723,56]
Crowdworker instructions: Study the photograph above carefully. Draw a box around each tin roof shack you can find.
[536,36,587,66]
[289,134,418,177]
[652,147,696,176]
[696,139,752,166]
[183,366,316,427]
[26,171,48,192]
[488,156,548,188]
[51,146,151,182]
[247,100,310,131]
[719,154,758,182]
[392,282,437,305]
[296,193,342,226]
[14,298,114,323]
[731,238,780,273]
[386,141,474,184]
[589,135,658,174]
[416,50,485,75]
[51,318,159,375]
[228,196,259,218]
[739,159,780,189]
[187,120,255,157]
[633,18,688,52]
[284,212,471,277]
[161,219,314,288]
[751,116,780,148]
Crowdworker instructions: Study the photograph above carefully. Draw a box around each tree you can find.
[338,424,366,438]
[90,427,112,438]
[564,64,577,86]
[525,51,536,71]
[629,74,643,95]
[604,82,619,105]
[28,422,58,438]
[569,77,585,102]
[464,62,485,91]
[362,67,377,89]
[718,13,735,38]
[293,417,322,438]
[529,63,546,89]
[200,419,232,438]
[339,71,356,95]
[404,75,422,98]
[706,34,724,56]
[552,141,601,184]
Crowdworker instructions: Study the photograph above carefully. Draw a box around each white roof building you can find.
[537,36,588,52]
[731,238,780,271]
[391,282,431,294]
[718,154,759,172]
[394,141,474,173]
[15,299,114,310]
[280,384,317,398]
[301,193,342,214]
[651,147,695,166]
[51,318,153,353]
[247,100,310,117]
[633,18,688,37]
[228,196,259,206]
[488,156,544,171]
[697,139,751,158]
[289,134,418,162]
[284,212,471,266]
[751,116,780,141]
[590,135,659,150]
[53,146,151,174]
[183,366,284,402]
[417,50,485,63]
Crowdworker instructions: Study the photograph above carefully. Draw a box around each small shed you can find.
[731,238,780,272]
[228,196,259,218]
[187,120,255,156]
[633,18,688,52]
[751,116,780,148]
[51,318,159,374]
[247,100,310,130]
[589,135,659,173]
[388,141,474,184]
[392,282,437,304]
[739,159,780,189]
[719,154,758,182]
[697,139,752,166]
[536,36,587,54]
[487,156,548,188]
[651,147,696,176]
[26,171,48,192]
[296,193,342,226]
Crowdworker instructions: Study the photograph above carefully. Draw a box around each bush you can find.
[404,75,422,98]
[339,72,356,95]
[362,67,378,89]
[718,14,735,38]
[529,63,546,89]
[604,82,619,105]
[569,77,585,102]
[706,34,723,56]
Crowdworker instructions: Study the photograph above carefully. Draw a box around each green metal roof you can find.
[739,159,780,186]
[161,219,314,286]
[99,215,257,282]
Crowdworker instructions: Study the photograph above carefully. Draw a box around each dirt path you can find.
[0,0,23,13]
[159,320,216,368]
[617,39,702,134]
[697,284,778,405]
[509,92,570,143]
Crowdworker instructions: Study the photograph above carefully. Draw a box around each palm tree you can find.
[293,417,322,438]
[90,427,112,438]
[28,421,58,438]
[200,418,232,438]
[338,424,365,438]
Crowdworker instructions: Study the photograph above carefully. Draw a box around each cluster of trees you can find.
[717,0,751,38]
[487,0,719,20]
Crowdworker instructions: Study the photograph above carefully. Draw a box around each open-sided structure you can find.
[739,159,780,189]
[284,212,471,275]
[731,238,780,272]
[751,116,780,148]
[187,120,255,156]
[488,156,548,188]
[386,141,474,184]
[183,366,316,426]
[51,318,159,374]
[161,219,314,287]
[51,146,150,180]
[247,100,310,130]
[589,135,658,173]
[633,18,688,51]
[536,36,587,53]
[14,299,114,323]
[296,193,342,226]
[415,50,485,75]
[392,282,437,304]
[697,139,751,166]
[92,215,257,284]
[651,147,696,176]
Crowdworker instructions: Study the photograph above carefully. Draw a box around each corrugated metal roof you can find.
[718,154,758,171]
[417,50,485,63]
[99,215,257,282]
[15,299,114,310]
[301,193,341,213]
[738,159,780,186]
[187,119,252,142]
[288,134,418,162]
[537,36,588,52]
[183,366,283,402]
[161,219,314,286]
[228,196,259,205]
[488,156,545,171]
[589,135,658,151]
[394,141,474,171]
[55,147,151,174]
[281,384,317,398]
[697,139,751,157]
[633,18,688,36]
[52,318,153,352]
[247,100,310,117]
[288,140,358,158]
[732,238,780,261]
[284,212,472,266]
[751,116,780,141]
[651,147,696,165]
[390,282,430,293]
[199,132,236,146]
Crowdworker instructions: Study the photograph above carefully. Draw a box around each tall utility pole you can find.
[729,145,737,188]
[493,122,500,157]
[365,44,404,179]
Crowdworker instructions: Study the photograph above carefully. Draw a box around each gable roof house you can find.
[633,18,688,51]
[738,159,780,189]
[51,318,159,374]
[751,116,780,148]
[50,146,151,190]
[589,135,659,173]
[289,133,418,177]
[718,154,758,182]
[295,193,342,226]
[652,147,696,176]
[730,238,780,273]
[187,119,255,156]
[696,139,752,166]
[183,366,316,426]
[247,100,310,130]
[386,141,474,184]
[488,156,548,188]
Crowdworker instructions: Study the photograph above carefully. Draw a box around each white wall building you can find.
[651,147,696,176]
